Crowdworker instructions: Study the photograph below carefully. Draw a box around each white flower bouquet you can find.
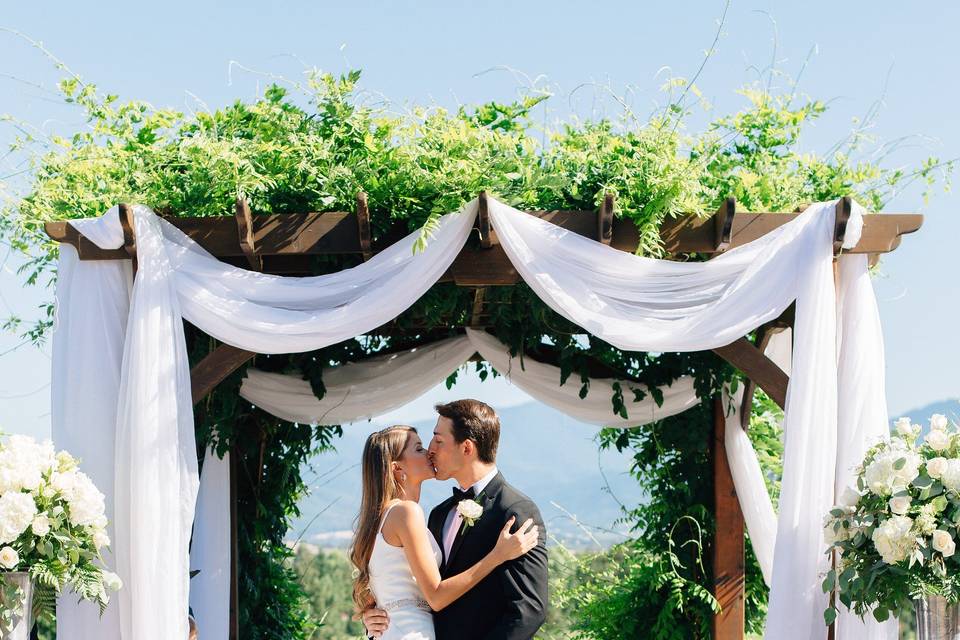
[822,414,960,625]
[0,434,121,632]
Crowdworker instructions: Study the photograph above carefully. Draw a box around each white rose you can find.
[933,529,957,557]
[942,460,960,493]
[926,429,953,451]
[931,414,950,431]
[102,571,123,592]
[456,499,484,521]
[871,515,916,564]
[928,457,949,479]
[895,417,914,437]
[0,491,38,544]
[838,486,862,508]
[31,514,50,537]
[889,496,912,515]
[0,546,19,570]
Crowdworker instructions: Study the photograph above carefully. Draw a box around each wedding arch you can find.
[44,190,921,640]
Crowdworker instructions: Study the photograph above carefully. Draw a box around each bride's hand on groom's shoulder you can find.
[492,515,539,564]
[361,605,389,639]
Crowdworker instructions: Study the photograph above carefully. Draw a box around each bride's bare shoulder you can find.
[384,499,425,526]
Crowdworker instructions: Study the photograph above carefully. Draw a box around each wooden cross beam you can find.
[44,197,923,281]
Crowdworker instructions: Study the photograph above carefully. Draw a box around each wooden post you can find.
[229,446,240,640]
[713,197,736,253]
[712,395,745,640]
[118,203,137,276]
[235,198,262,271]
[477,191,491,249]
[597,192,615,245]
[356,192,372,261]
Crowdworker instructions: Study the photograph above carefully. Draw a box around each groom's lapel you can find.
[445,472,504,570]
[430,496,455,570]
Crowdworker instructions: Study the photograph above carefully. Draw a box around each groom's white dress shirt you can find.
[441,465,498,560]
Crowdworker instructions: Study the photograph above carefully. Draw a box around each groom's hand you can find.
[362,607,389,639]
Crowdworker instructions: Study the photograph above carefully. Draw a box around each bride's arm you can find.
[387,502,538,612]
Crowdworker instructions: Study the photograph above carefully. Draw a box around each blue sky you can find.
[1,1,957,440]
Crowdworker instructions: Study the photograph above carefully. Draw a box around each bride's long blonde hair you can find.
[349,425,416,613]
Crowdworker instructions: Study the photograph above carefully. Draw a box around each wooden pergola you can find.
[45,193,922,639]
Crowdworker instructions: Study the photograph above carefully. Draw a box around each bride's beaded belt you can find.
[381,597,431,612]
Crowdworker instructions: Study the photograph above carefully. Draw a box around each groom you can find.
[363,398,548,640]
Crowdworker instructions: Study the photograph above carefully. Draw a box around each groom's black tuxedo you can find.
[427,472,548,640]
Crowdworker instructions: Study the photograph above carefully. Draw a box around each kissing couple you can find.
[350,399,549,640]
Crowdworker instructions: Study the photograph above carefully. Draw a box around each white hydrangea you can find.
[872,515,917,564]
[56,471,106,527]
[0,435,56,493]
[864,446,922,497]
[941,460,960,493]
[0,491,39,544]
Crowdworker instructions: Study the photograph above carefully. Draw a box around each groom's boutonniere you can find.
[457,493,485,530]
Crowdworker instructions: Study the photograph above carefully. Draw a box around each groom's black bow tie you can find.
[452,486,475,502]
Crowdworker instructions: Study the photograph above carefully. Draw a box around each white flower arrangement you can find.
[0,434,120,632]
[822,414,960,625]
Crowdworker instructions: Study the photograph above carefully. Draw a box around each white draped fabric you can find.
[189,446,232,640]
[238,328,698,428]
[50,194,891,640]
[50,241,130,637]
[53,201,478,640]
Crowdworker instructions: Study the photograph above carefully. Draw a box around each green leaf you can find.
[824,607,838,626]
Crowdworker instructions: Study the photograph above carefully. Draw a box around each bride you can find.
[350,425,539,640]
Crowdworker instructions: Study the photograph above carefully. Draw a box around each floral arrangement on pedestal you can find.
[822,414,960,626]
[0,434,121,635]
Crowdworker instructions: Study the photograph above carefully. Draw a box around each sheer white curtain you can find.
[485,197,884,639]
[50,237,130,637]
[54,200,478,640]
[189,445,231,640]
[52,195,889,640]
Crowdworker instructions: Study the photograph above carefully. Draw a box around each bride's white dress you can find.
[369,503,442,640]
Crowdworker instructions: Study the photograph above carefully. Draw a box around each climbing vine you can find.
[2,60,950,637]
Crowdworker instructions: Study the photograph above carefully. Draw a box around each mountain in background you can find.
[894,398,960,425]
[287,401,646,550]
[288,396,960,550]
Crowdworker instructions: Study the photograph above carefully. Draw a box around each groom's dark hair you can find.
[434,399,500,463]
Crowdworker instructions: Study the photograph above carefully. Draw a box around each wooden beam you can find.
[356,192,372,261]
[235,197,262,271]
[191,343,256,405]
[597,192,615,245]
[712,337,788,410]
[713,197,736,252]
[712,395,746,640]
[118,203,137,276]
[477,191,491,249]
[470,288,486,328]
